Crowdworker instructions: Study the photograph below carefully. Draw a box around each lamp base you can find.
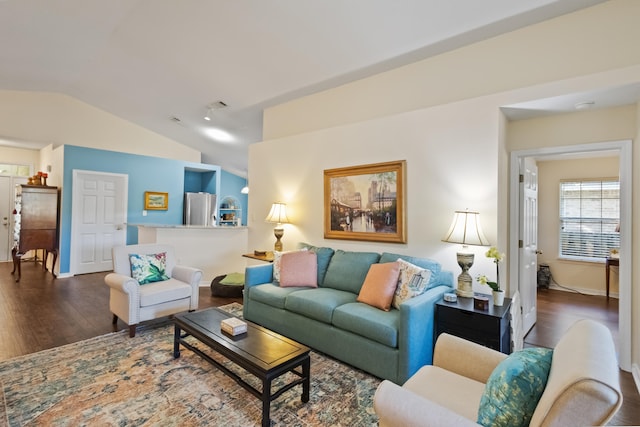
[273,227,284,252]
[455,252,475,298]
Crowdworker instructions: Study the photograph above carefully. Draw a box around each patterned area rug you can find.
[0,303,381,426]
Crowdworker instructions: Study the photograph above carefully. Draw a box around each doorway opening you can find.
[509,140,632,372]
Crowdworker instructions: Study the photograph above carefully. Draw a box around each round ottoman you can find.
[210,274,244,297]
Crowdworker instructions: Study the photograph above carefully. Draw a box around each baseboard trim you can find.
[546,284,619,299]
[632,363,640,394]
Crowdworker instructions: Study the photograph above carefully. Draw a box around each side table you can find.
[243,252,274,263]
[436,295,512,354]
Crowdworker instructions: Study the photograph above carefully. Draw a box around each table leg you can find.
[605,259,610,300]
[173,324,181,358]
[302,356,310,403]
[262,377,272,427]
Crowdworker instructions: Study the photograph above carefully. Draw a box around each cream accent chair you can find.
[374,319,622,427]
[105,244,202,337]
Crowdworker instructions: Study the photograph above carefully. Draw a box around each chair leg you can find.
[112,314,118,325]
[129,325,137,338]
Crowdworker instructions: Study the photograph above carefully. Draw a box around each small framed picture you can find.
[144,191,168,210]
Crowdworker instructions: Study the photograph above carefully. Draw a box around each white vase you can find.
[493,290,505,307]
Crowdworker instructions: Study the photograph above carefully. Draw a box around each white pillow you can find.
[392,258,432,309]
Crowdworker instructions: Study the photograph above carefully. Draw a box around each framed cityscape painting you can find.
[324,160,406,243]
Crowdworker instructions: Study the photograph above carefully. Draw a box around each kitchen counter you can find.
[131,223,246,229]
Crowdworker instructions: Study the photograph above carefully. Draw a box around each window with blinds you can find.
[559,179,620,260]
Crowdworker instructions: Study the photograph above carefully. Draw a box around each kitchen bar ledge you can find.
[133,224,248,284]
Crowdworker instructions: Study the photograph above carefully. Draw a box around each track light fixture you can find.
[204,101,228,121]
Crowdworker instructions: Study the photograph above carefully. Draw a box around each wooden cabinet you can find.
[11,185,60,281]
[436,296,512,354]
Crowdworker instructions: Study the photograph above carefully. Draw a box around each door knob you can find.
[535,249,543,255]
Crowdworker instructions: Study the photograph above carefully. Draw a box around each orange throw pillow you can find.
[357,262,401,311]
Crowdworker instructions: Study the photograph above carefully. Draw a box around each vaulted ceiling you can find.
[0,0,611,174]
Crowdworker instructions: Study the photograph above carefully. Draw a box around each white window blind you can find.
[559,179,620,260]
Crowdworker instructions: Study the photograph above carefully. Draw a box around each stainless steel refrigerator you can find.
[184,192,217,226]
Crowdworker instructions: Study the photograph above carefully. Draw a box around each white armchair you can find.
[374,319,622,427]
[105,243,202,337]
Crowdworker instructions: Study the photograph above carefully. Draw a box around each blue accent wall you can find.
[60,145,228,274]
[220,170,248,225]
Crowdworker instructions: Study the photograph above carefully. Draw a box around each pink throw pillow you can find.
[279,251,318,287]
[357,262,400,311]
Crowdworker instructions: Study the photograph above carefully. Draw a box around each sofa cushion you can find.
[249,283,307,309]
[379,252,442,290]
[138,278,192,307]
[392,258,432,309]
[477,347,553,427]
[298,242,335,285]
[357,262,400,311]
[333,302,399,347]
[280,250,318,287]
[322,250,381,293]
[284,288,357,324]
[129,252,170,285]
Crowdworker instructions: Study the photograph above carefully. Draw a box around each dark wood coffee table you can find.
[173,308,310,427]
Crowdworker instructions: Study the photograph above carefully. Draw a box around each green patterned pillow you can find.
[477,347,553,427]
[129,252,170,285]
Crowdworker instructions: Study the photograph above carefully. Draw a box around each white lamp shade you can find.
[265,202,290,225]
[442,210,490,246]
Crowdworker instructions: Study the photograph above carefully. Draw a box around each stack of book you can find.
[221,317,247,336]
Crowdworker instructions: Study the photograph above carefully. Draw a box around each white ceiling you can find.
[0,0,620,174]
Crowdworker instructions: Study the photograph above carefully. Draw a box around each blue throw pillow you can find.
[477,347,553,427]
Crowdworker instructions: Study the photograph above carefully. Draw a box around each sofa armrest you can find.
[171,265,203,287]
[374,380,480,427]
[245,264,273,287]
[172,265,202,310]
[397,284,452,383]
[433,333,506,384]
[104,273,139,294]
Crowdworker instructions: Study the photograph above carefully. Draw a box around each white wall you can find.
[0,146,38,173]
[0,91,201,163]
[251,96,502,294]
[537,156,620,295]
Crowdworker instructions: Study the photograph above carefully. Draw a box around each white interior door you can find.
[71,170,128,274]
[0,176,10,261]
[520,157,538,334]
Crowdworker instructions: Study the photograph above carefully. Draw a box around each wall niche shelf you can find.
[219,196,242,226]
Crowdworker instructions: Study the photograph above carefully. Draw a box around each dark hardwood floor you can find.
[0,261,638,425]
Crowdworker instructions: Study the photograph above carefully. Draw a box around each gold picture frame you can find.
[324,160,406,243]
[144,191,168,210]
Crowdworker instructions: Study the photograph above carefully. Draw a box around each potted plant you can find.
[477,247,505,306]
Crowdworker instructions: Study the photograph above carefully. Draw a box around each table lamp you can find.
[265,202,290,251]
[442,209,489,297]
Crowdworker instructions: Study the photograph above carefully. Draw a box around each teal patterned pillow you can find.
[129,252,170,285]
[477,347,553,427]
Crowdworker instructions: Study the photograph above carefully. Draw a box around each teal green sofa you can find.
[243,243,454,384]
